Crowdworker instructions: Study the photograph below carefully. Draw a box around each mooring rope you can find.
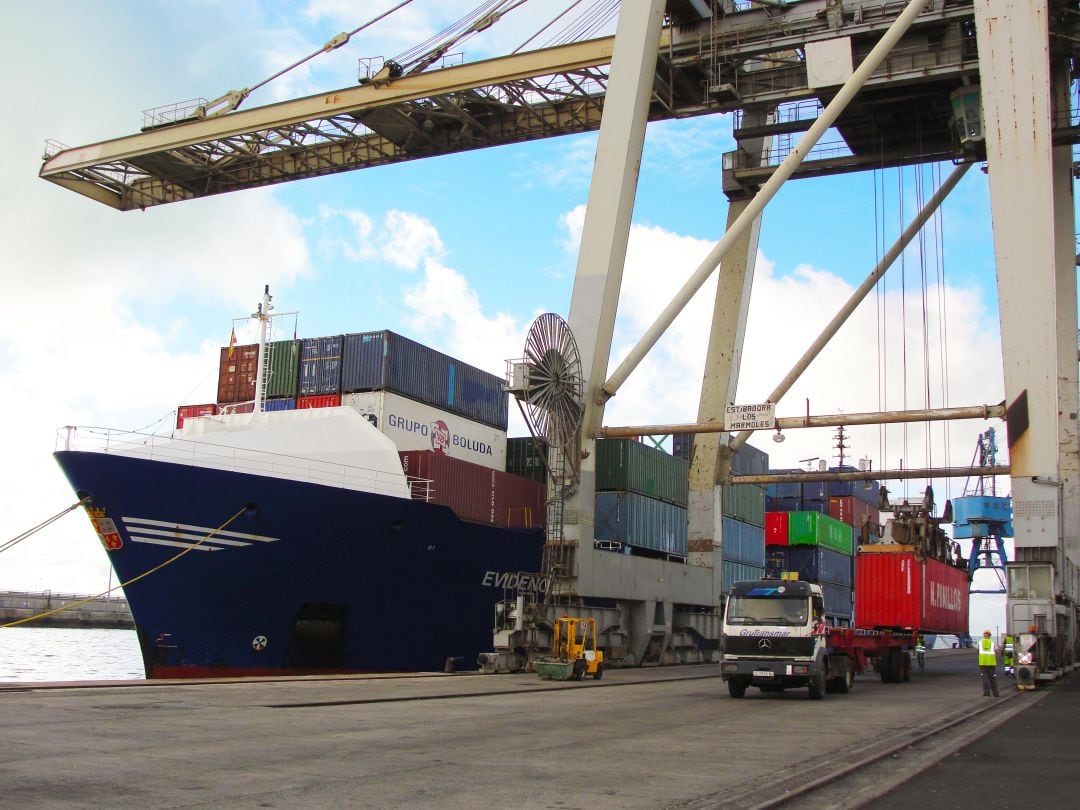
[0,497,90,556]
[0,505,249,629]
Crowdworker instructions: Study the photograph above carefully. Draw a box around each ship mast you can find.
[252,285,273,413]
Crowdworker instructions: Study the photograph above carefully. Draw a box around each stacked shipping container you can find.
[761,465,882,623]
[594,439,689,557]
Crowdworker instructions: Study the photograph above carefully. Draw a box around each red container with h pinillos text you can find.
[854,550,969,634]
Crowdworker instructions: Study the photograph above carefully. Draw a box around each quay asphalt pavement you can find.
[873,665,1080,809]
[0,648,1068,808]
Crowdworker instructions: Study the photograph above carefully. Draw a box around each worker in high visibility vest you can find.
[1002,635,1015,675]
[978,629,1000,697]
[915,636,926,670]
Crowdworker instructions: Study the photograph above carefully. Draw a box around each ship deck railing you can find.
[56,426,425,501]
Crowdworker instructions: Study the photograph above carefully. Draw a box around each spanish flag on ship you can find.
[228,326,237,358]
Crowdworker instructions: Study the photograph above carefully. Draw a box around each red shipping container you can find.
[854,551,969,634]
[828,496,880,533]
[297,394,342,409]
[217,344,260,404]
[398,450,546,530]
[176,403,217,429]
[765,512,789,546]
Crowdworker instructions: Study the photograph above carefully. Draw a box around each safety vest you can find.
[978,636,997,666]
[915,641,926,653]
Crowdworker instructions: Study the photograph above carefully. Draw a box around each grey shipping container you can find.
[594,492,687,556]
[505,437,548,482]
[595,439,689,506]
[299,335,343,396]
[722,560,766,593]
[721,517,766,566]
[340,330,507,430]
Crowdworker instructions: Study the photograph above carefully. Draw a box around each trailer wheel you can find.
[901,652,911,682]
[728,678,747,699]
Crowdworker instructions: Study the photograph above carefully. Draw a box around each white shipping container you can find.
[342,390,507,471]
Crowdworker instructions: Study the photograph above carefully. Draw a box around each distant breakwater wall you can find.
[0,590,134,629]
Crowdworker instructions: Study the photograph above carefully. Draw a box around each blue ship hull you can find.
[54,450,545,677]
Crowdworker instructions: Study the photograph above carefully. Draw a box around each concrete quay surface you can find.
[0,649,1057,809]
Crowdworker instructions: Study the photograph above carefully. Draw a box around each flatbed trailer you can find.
[825,627,916,683]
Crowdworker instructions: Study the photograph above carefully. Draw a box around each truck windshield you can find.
[727,595,810,626]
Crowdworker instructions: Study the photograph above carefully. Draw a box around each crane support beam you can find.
[728,160,972,452]
[975,0,1080,570]
[731,466,1011,486]
[601,0,933,402]
[599,403,1007,439]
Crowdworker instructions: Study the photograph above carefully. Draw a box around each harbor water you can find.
[0,627,143,682]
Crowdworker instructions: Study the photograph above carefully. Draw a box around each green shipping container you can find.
[505,437,548,482]
[264,339,301,399]
[595,439,689,506]
[786,511,854,555]
[721,484,766,527]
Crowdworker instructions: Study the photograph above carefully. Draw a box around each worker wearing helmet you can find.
[978,629,1000,697]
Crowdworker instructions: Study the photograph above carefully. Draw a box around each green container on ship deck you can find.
[265,339,301,399]
[786,511,853,555]
[595,439,689,506]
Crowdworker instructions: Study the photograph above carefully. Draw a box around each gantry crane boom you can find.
[39,36,619,211]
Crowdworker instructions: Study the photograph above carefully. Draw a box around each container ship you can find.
[54,295,553,678]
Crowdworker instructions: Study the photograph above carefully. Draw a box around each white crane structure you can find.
[40,0,1080,671]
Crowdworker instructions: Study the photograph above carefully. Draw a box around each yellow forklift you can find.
[534,616,604,681]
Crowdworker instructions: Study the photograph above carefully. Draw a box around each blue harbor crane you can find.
[952,428,1011,594]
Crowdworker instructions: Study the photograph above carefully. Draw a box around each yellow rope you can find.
[0,505,249,629]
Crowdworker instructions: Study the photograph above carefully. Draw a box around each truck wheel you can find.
[728,678,747,698]
[837,667,854,694]
[809,668,826,700]
[592,664,603,680]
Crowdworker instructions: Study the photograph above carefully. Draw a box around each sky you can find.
[2,2,1015,634]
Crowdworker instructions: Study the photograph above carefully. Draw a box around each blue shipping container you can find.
[594,492,687,556]
[262,398,296,412]
[826,466,881,506]
[801,480,828,502]
[766,472,801,501]
[778,545,853,587]
[765,495,802,512]
[722,560,766,593]
[721,517,766,566]
[340,330,508,430]
[821,581,853,619]
[299,335,343,396]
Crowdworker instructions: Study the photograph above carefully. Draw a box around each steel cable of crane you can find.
[513,0,619,53]
[230,0,418,110]
[933,162,953,496]
[392,0,531,74]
